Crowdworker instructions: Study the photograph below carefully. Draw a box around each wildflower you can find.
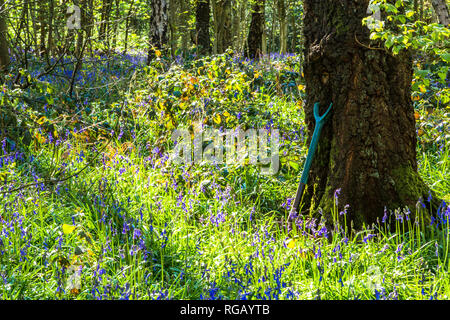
[363,234,376,244]
[380,207,387,223]
[427,190,432,203]
[340,204,350,216]
[405,208,410,221]
[334,188,341,205]
[133,228,142,240]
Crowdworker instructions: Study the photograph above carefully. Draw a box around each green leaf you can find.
[62,224,76,235]
[406,10,415,18]
[440,53,450,63]
[385,36,394,48]
[392,45,402,55]
[289,161,299,171]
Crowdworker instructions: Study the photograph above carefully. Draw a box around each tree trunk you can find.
[232,0,240,50]
[0,0,9,72]
[238,0,247,53]
[111,0,121,50]
[289,0,297,52]
[213,0,232,54]
[99,0,113,44]
[430,0,449,26]
[195,0,211,55]
[148,0,168,63]
[278,0,287,54]
[179,0,190,54]
[47,0,54,57]
[75,0,86,58]
[245,0,265,59]
[168,0,177,56]
[302,0,435,228]
[124,0,135,54]
[39,0,47,56]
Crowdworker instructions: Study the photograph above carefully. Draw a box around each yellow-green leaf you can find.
[62,224,76,235]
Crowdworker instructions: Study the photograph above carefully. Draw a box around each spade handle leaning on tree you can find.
[290,102,333,217]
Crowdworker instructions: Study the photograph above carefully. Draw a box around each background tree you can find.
[245,0,265,58]
[430,0,449,26]
[277,0,287,54]
[213,0,232,53]
[301,0,437,228]
[195,0,212,54]
[148,0,169,63]
[0,0,9,72]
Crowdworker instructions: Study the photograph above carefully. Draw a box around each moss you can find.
[390,164,433,224]
[391,165,428,204]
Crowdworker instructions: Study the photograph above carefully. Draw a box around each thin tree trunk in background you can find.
[211,0,217,53]
[238,0,247,53]
[112,0,121,50]
[0,0,10,72]
[30,0,38,53]
[430,0,449,26]
[245,0,265,59]
[179,0,190,54]
[262,24,267,54]
[270,2,274,52]
[169,0,177,56]
[278,0,287,54]
[196,0,211,55]
[47,0,54,57]
[86,0,94,54]
[100,0,113,45]
[148,0,168,63]
[289,0,296,52]
[16,0,29,50]
[232,0,240,50]
[124,0,135,54]
[39,0,47,56]
[302,0,436,228]
[75,0,86,57]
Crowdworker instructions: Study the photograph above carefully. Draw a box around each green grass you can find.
[0,52,449,300]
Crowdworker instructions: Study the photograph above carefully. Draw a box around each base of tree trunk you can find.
[301,0,439,229]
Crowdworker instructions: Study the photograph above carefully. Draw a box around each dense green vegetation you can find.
[0,50,448,299]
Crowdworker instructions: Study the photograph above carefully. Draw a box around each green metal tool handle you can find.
[290,102,333,216]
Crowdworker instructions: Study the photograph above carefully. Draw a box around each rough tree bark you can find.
[148,0,168,63]
[0,0,9,72]
[302,0,436,228]
[213,0,232,54]
[430,0,449,26]
[245,0,265,59]
[278,0,287,54]
[196,0,212,55]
